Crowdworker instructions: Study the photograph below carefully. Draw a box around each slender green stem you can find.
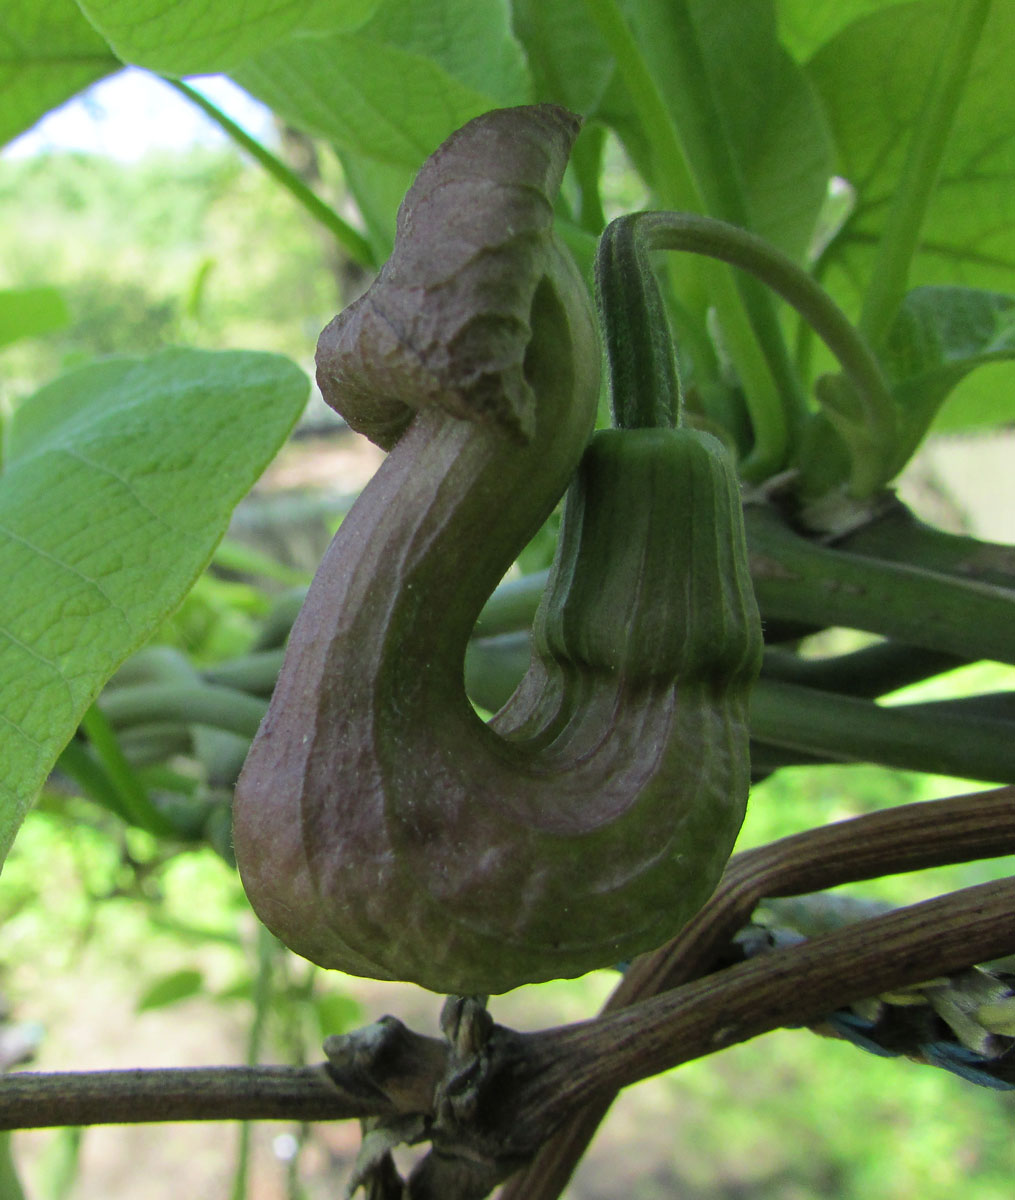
[54,741,133,824]
[465,632,531,714]
[761,642,964,700]
[79,704,171,834]
[636,212,897,471]
[746,504,1015,666]
[623,0,807,428]
[98,683,267,739]
[57,724,177,837]
[579,0,697,211]
[202,650,285,696]
[470,571,548,639]
[568,124,608,235]
[751,677,1015,783]
[834,496,1015,591]
[166,78,376,270]
[231,927,277,1200]
[580,0,795,478]
[857,0,991,346]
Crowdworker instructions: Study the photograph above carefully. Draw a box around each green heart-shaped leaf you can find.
[0,347,307,865]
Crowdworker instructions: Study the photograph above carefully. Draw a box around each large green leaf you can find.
[73,0,380,75]
[360,0,529,106]
[0,287,69,351]
[337,154,414,260]
[775,0,913,61]
[0,0,119,149]
[809,2,1015,311]
[689,0,833,262]
[603,0,832,263]
[511,0,615,115]
[233,0,529,168]
[0,348,307,866]
[883,286,1015,444]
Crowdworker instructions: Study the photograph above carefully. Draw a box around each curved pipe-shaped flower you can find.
[233,106,761,994]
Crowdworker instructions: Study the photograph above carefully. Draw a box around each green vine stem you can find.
[233,106,762,995]
[98,683,267,739]
[832,495,1015,591]
[462,632,1015,783]
[761,642,964,699]
[620,211,898,494]
[230,926,277,1200]
[750,678,1015,783]
[202,650,286,697]
[746,504,1015,665]
[857,0,992,347]
[166,79,376,270]
[78,703,174,833]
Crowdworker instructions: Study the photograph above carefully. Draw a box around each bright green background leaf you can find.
[690,0,833,262]
[928,362,1015,433]
[137,967,204,1011]
[0,348,307,867]
[361,0,529,105]
[884,286,1015,439]
[775,0,914,62]
[0,0,119,149]
[810,2,1015,310]
[511,0,615,116]
[0,287,70,351]
[596,0,832,262]
[233,0,529,168]
[73,0,380,76]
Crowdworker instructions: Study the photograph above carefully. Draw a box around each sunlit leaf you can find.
[0,287,70,351]
[809,2,1015,310]
[0,348,308,867]
[73,0,380,75]
[775,0,913,61]
[233,0,529,167]
[511,0,615,115]
[0,0,119,149]
[137,967,204,1011]
[883,286,1015,445]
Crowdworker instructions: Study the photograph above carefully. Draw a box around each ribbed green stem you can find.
[762,642,964,700]
[746,504,1015,666]
[167,79,376,269]
[751,677,1015,783]
[834,498,1015,591]
[595,217,680,429]
[634,212,897,491]
[857,0,992,346]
